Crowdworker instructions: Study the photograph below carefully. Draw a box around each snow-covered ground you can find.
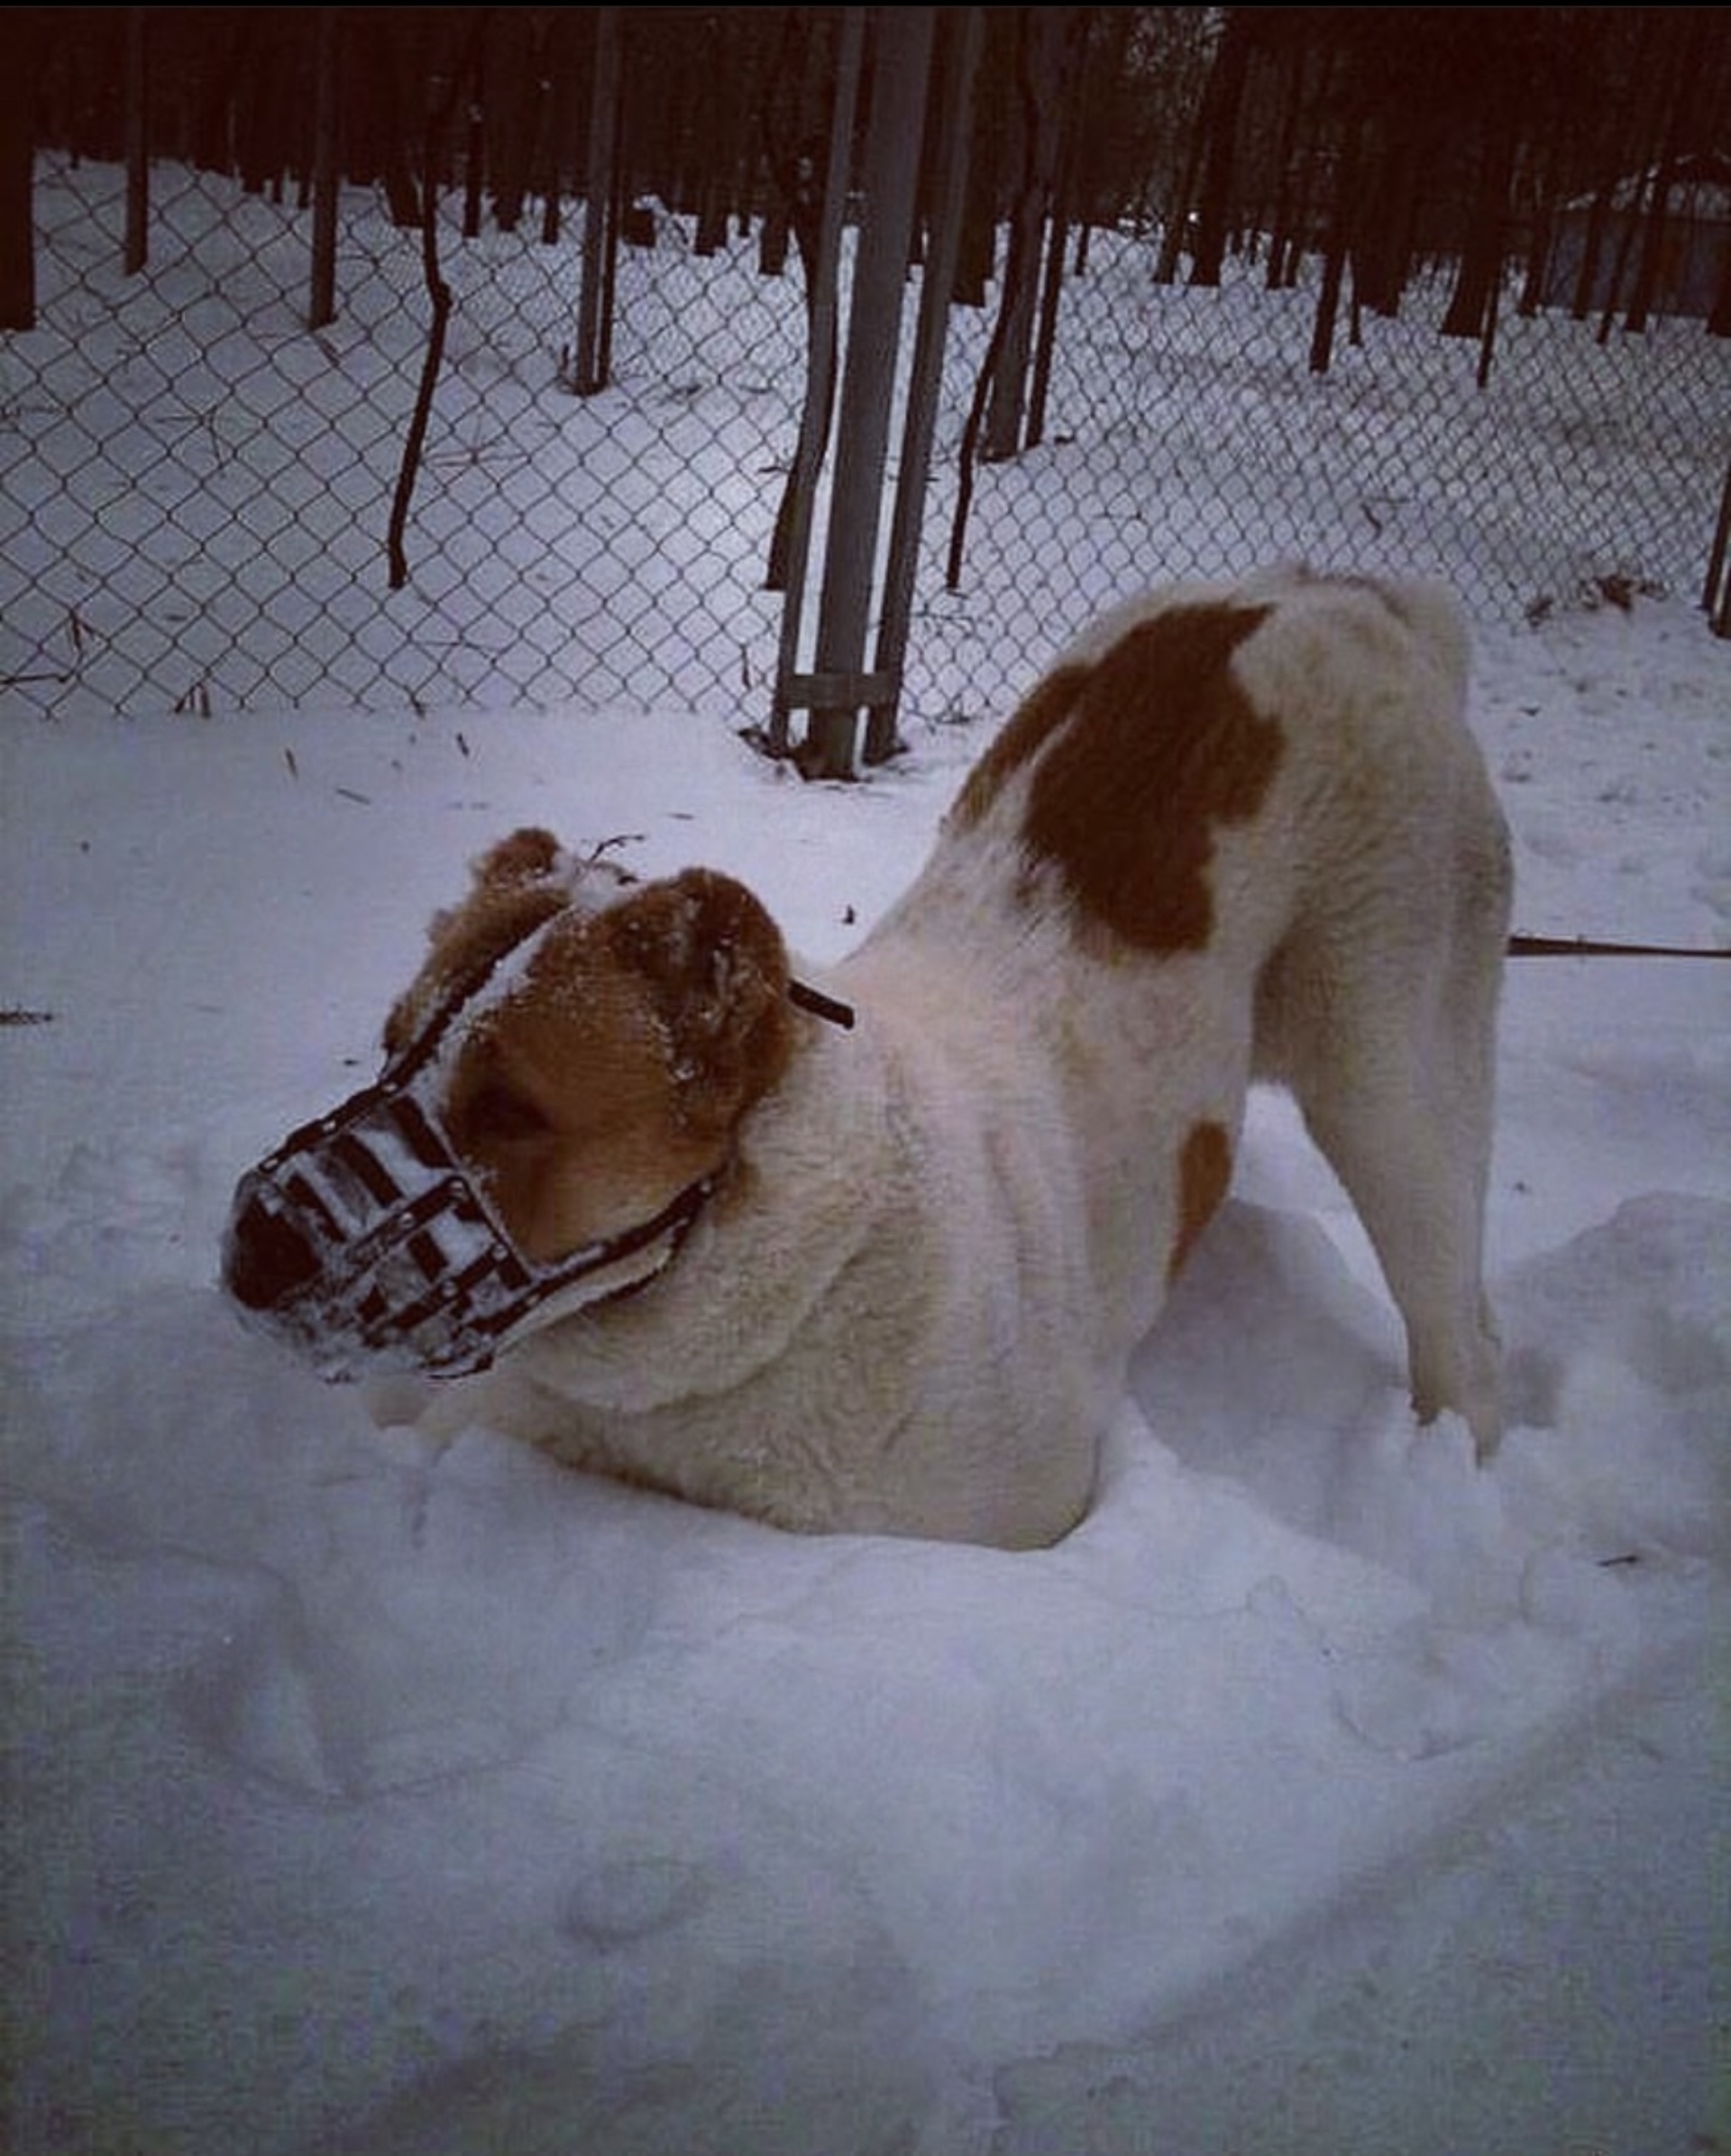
[5,571,1728,2153]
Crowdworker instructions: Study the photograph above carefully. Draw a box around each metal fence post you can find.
[778,8,937,780]
[767,8,866,757]
[864,5,984,766]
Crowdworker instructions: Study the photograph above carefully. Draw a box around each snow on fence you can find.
[2,147,1726,734]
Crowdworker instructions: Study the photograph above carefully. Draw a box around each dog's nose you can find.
[224,1191,321,1312]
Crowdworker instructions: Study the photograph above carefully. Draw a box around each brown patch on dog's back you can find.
[962,604,1283,954]
[950,661,1093,829]
[1034,604,1279,951]
[1168,1119,1232,1279]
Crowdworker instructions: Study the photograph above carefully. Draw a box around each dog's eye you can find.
[463,1084,550,1145]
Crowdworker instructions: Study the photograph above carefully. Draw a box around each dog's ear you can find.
[605,869,795,1130]
[420,829,563,961]
[470,827,563,892]
[384,834,567,1059]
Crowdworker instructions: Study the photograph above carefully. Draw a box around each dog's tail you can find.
[1253,567,1472,715]
[1366,577,1472,714]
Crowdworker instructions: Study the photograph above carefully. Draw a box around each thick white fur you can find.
[415,571,1512,1548]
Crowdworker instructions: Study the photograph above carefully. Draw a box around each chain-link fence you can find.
[4,142,1726,731]
[1,151,811,720]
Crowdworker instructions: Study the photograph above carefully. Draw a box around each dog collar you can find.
[790,978,855,1028]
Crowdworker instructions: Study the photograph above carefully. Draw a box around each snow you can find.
[5,172,1731,2153]
[5,585,1728,2156]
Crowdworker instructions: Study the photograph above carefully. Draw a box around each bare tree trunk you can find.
[952,8,1011,307]
[463,29,488,239]
[1186,9,1256,288]
[388,17,489,591]
[573,7,622,397]
[1516,128,1560,318]
[124,9,147,275]
[693,13,732,256]
[0,8,37,327]
[353,12,424,230]
[307,8,340,328]
[1262,29,1314,293]
[1625,12,1703,333]
[1709,239,1731,337]
[757,7,815,279]
[1308,78,1360,377]
[1441,96,1519,339]
[1569,177,1615,320]
[1026,12,1089,451]
[1153,39,1208,284]
[981,7,1069,462]
[1067,7,1129,281]
[1353,120,1423,319]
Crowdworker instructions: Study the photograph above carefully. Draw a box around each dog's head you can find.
[222,830,799,1378]
[386,830,798,1262]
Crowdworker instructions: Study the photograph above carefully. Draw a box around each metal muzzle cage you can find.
[221,909,717,1381]
[223,1058,714,1381]
[221,897,853,1383]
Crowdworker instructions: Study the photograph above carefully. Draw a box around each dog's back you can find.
[434,568,1513,1537]
[884,568,1512,1459]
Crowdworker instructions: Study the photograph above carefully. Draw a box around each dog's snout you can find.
[224,1192,320,1312]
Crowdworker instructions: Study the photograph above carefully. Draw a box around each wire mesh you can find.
[3,145,1725,730]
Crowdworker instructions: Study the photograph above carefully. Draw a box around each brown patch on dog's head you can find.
[1168,1119,1232,1280]
[597,869,796,1135]
[957,605,1282,953]
[387,841,794,1260]
[383,829,634,1060]
[384,884,565,1061]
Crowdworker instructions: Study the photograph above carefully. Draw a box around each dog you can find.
[224,569,1513,1548]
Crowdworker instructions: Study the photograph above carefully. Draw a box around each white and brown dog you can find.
[224,569,1512,1548]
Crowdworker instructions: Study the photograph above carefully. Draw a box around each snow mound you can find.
[7,1178,1726,2154]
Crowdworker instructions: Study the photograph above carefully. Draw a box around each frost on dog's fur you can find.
[253,569,1511,1548]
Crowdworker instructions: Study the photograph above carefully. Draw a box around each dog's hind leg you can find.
[1254,849,1510,1456]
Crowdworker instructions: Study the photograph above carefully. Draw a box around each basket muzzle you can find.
[222,1058,715,1381]
[220,887,853,1384]
[220,905,717,1382]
